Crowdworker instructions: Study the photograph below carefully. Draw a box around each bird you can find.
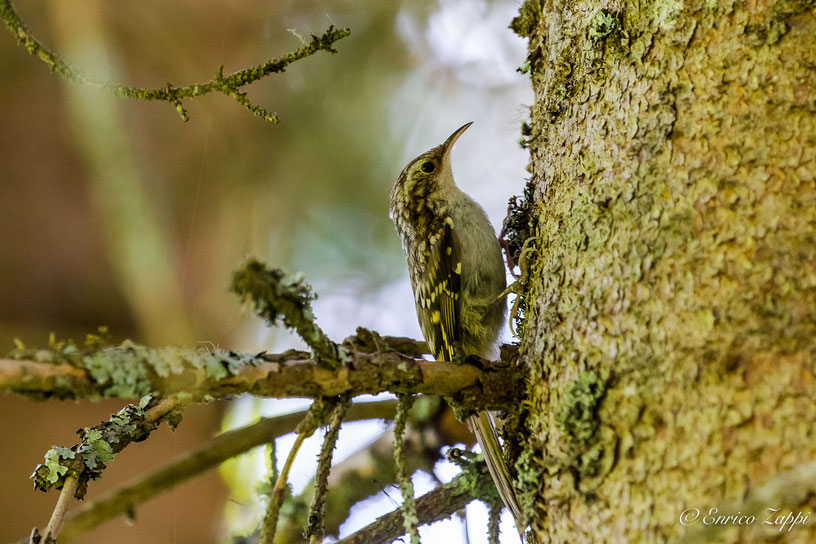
[389,122,524,535]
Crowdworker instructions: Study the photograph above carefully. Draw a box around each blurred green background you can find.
[0,0,530,541]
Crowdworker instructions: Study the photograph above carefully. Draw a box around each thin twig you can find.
[0,0,349,122]
[260,432,306,543]
[59,400,396,541]
[267,441,279,490]
[259,401,324,544]
[42,475,79,542]
[275,421,442,543]
[394,394,420,544]
[488,500,502,544]
[306,394,352,543]
[335,461,496,544]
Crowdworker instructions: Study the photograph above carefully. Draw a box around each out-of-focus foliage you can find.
[0,0,426,348]
[0,0,530,542]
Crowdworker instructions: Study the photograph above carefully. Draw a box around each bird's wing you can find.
[416,216,462,362]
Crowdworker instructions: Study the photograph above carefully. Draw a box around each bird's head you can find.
[389,122,472,218]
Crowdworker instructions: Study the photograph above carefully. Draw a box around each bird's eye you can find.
[420,161,435,173]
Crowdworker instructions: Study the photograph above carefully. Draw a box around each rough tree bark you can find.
[509,1,816,542]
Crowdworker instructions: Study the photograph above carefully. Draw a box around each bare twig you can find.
[306,394,352,543]
[0,0,349,122]
[59,400,396,541]
[260,401,323,544]
[42,475,79,542]
[261,432,307,543]
[394,394,420,544]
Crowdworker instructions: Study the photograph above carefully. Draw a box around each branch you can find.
[27,396,192,543]
[0,337,519,411]
[260,401,323,543]
[306,394,351,543]
[41,476,78,542]
[488,500,502,544]
[30,396,190,498]
[394,395,420,544]
[2,261,519,409]
[26,396,189,542]
[335,458,497,544]
[58,400,396,541]
[275,419,442,543]
[231,259,342,368]
[0,0,350,122]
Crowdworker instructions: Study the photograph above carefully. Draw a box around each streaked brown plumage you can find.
[389,123,524,534]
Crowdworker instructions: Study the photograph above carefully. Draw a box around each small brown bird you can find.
[389,123,523,533]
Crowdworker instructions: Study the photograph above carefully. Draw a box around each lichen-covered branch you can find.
[59,400,396,541]
[0,335,519,410]
[260,402,323,544]
[231,259,343,368]
[305,394,351,543]
[334,458,497,544]
[487,500,502,544]
[275,417,443,543]
[393,395,420,544]
[31,396,190,498]
[0,0,349,122]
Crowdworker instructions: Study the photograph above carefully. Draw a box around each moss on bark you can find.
[512,0,816,541]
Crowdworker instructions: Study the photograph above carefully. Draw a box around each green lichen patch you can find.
[31,396,171,495]
[41,447,75,484]
[78,428,115,470]
[448,452,501,505]
[513,447,546,522]
[231,260,317,331]
[653,0,683,28]
[588,10,621,45]
[556,371,606,448]
[81,343,257,398]
[83,343,153,398]
[6,328,241,401]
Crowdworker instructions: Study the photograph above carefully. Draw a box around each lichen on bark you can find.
[510,0,816,541]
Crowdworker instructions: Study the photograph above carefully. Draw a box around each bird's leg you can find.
[497,237,536,337]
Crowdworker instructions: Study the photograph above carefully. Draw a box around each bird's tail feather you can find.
[467,411,525,538]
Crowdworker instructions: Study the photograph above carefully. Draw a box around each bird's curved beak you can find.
[441,122,473,160]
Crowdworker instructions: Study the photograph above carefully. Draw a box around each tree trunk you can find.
[510,1,816,542]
